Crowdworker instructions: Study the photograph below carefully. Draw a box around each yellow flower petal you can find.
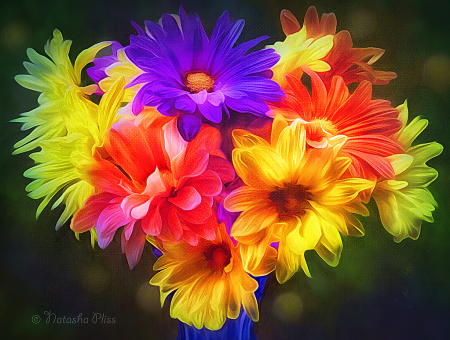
[232,147,288,189]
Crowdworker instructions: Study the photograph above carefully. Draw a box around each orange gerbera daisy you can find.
[224,115,373,283]
[268,66,403,183]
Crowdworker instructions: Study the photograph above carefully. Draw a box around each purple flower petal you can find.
[175,95,197,113]
[177,113,202,141]
[198,100,223,123]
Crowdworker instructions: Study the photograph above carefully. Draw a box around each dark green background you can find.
[1,0,449,339]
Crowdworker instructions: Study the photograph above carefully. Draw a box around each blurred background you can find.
[1,0,449,339]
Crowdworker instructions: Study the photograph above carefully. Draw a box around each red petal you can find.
[185,216,218,241]
[159,206,183,242]
[178,199,212,224]
[141,203,163,236]
[125,224,147,269]
[168,186,202,210]
[206,155,235,184]
[184,170,223,196]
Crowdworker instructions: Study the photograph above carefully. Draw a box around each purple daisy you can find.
[124,6,284,141]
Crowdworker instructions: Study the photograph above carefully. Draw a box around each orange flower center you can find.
[184,71,215,93]
[269,184,311,219]
[205,245,231,272]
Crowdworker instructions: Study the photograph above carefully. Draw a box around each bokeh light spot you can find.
[423,54,450,93]
[136,282,161,314]
[1,21,30,51]
[272,291,303,323]
[347,10,377,40]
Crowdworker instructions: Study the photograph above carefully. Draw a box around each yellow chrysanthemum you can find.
[373,101,443,242]
[97,48,145,102]
[224,115,374,283]
[267,25,333,87]
[13,29,111,154]
[148,223,271,331]
[13,30,126,237]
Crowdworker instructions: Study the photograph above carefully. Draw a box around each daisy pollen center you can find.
[205,245,231,272]
[269,184,311,219]
[184,71,215,93]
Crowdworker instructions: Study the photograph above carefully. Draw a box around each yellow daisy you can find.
[13,29,111,154]
[224,115,373,283]
[97,48,145,103]
[148,223,273,330]
[373,101,443,242]
[266,22,333,87]
[13,30,126,236]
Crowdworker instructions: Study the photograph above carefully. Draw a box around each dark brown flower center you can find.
[205,245,231,272]
[184,71,215,93]
[269,184,311,219]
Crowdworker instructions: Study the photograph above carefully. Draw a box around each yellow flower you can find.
[97,48,145,102]
[148,223,271,330]
[267,24,333,87]
[224,115,373,283]
[373,101,443,242]
[13,30,126,237]
[13,29,111,154]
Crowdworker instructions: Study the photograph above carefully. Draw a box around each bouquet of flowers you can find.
[12,5,442,339]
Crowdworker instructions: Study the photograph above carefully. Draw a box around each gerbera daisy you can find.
[268,66,403,183]
[148,222,274,330]
[224,115,374,283]
[71,118,235,268]
[277,7,397,88]
[121,6,283,141]
[373,101,443,242]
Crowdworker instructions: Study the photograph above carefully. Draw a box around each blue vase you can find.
[176,275,268,340]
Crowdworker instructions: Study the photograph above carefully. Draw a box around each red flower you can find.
[72,117,234,268]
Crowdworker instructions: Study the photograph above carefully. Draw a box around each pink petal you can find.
[71,193,117,233]
[142,168,168,196]
[163,119,187,162]
[123,220,136,240]
[121,194,149,219]
[97,204,128,249]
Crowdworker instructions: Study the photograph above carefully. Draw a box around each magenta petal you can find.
[168,186,202,210]
[97,204,128,249]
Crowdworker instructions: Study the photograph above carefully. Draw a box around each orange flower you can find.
[279,6,397,88]
[268,66,403,185]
